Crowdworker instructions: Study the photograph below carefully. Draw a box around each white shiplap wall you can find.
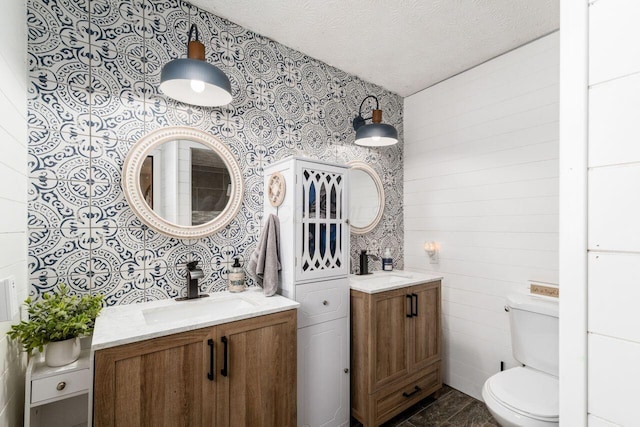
[0,0,28,425]
[403,32,559,399]
[587,0,640,425]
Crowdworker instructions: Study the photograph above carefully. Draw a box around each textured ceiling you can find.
[189,0,559,97]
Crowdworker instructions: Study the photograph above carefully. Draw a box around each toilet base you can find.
[482,380,558,427]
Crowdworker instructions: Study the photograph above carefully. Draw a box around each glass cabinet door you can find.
[297,163,349,281]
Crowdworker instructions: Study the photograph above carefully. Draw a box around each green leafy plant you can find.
[7,285,103,354]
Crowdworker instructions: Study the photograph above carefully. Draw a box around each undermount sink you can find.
[349,270,443,294]
[143,295,257,325]
[352,273,412,283]
[362,274,412,284]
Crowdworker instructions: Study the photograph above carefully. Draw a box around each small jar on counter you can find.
[228,257,246,292]
[382,248,393,271]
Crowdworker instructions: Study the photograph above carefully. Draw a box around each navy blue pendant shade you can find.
[353,95,398,147]
[159,24,232,107]
[355,122,398,147]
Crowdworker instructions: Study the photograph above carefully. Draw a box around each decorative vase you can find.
[46,337,81,367]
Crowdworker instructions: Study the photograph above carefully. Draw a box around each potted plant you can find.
[7,285,103,367]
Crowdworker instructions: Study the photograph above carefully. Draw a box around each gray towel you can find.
[247,214,281,296]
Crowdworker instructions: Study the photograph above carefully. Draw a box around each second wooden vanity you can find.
[350,271,442,427]
[90,289,299,427]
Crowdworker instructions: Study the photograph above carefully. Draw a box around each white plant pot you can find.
[46,337,81,367]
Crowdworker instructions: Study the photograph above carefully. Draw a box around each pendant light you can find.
[352,95,398,147]
[159,24,232,107]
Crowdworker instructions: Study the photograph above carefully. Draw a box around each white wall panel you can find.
[405,104,559,155]
[0,126,27,169]
[404,230,559,253]
[404,32,559,399]
[442,300,506,331]
[589,73,640,167]
[441,311,510,345]
[405,141,558,183]
[411,85,559,142]
[588,164,640,252]
[588,414,621,427]
[405,120,558,163]
[0,164,27,202]
[577,0,640,422]
[589,0,640,85]
[589,252,640,342]
[404,177,559,204]
[405,195,558,220]
[588,333,640,426]
[0,0,27,425]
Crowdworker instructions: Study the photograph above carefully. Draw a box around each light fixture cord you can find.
[188,23,199,43]
[358,95,380,118]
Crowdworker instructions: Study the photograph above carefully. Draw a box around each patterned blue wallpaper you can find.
[27,0,404,305]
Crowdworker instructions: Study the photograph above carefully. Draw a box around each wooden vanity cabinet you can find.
[93,309,296,427]
[94,327,214,426]
[215,310,297,427]
[351,281,441,427]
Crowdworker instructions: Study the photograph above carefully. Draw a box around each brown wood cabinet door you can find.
[94,328,216,427]
[408,283,441,373]
[216,309,297,427]
[369,288,411,392]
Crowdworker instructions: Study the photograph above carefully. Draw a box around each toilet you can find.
[482,294,559,426]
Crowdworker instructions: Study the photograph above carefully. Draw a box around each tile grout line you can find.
[399,386,456,426]
[446,400,475,423]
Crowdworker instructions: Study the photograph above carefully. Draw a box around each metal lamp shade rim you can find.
[160,58,232,107]
[354,123,398,147]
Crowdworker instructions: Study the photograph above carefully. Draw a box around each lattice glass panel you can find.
[300,167,345,274]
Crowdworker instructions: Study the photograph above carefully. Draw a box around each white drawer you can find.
[31,368,90,405]
[296,278,348,328]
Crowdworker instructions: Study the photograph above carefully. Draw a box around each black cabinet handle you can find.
[221,336,229,377]
[402,385,421,398]
[406,295,413,318]
[207,339,215,381]
[412,293,418,317]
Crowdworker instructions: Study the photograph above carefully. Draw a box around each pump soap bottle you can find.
[228,257,246,292]
[382,248,393,271]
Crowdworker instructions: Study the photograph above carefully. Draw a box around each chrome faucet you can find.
[177,261,208,301]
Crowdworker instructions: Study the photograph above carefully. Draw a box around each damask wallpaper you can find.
[27,0,404,305]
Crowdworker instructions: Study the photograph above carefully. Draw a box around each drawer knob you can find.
[322,300,329,306]
[56,381,66,391]
[344,368,349,373]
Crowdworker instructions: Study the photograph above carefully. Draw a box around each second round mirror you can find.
[348,161,384,234]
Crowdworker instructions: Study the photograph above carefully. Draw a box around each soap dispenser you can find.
[382,248,393,271]
[228,257,246,293]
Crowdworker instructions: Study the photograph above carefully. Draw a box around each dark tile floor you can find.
[352,385,499,427]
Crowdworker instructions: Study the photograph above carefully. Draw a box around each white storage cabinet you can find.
[264,157,350,427]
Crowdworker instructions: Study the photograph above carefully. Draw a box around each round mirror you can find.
[348,161,384,234]
[123,127,243,238]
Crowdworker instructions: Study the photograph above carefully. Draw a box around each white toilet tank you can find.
[507,294,559,376]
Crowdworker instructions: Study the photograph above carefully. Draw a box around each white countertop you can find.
[349,270,443,294]
[91,288,299,351]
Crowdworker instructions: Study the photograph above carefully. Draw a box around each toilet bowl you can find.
[482,367,558,427]
[482,294,559,426]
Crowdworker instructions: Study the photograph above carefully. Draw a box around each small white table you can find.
[25,350,90,427]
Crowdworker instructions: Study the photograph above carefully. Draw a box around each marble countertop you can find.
[91,288,299,351]
[349,270,443,294]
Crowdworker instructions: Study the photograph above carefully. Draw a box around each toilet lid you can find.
[486,367,558,421]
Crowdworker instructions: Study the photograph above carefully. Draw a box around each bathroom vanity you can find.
[349,271,443,427]
[90,289,299,426]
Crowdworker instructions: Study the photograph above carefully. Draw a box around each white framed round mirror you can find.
[348,161,384,234]
[123,126,243,238]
